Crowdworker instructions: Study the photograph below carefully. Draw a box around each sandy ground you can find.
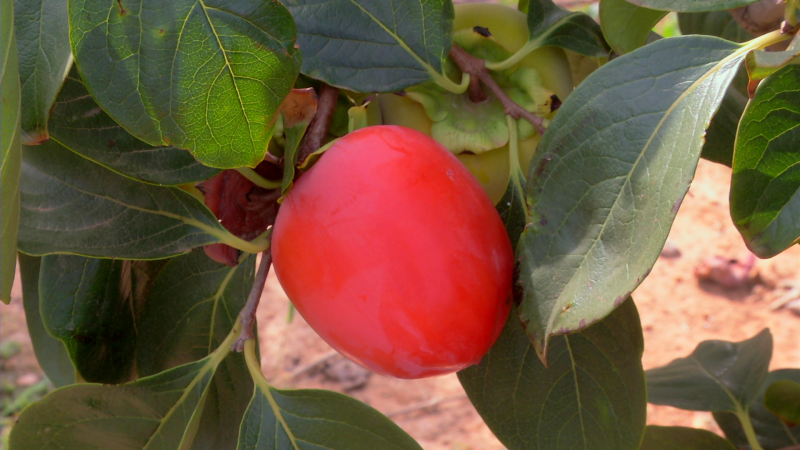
[2,159,799,449]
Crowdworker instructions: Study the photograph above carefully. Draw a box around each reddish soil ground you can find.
[3,158,798,448]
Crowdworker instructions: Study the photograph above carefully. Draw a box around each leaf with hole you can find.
[646,329,772,412]
[458,298,646,450]
[14,0,72,144]
[137,249,255,450]
[69,0,301,168]
[48,67,219,186]
[518,36,747,360]
[599,0,666,55]
[283,0,456,93]
[731,65,800,258]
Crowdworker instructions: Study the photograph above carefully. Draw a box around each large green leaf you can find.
[283,0,456,93]
[17,140,240,258]
[69,0,301,169]
[237,340,423,450]
[714,369,800,449]
[48,67,219,186]
[1,0,22,304]
[14,0,72,144]
[525,0,608,57]
[39,255,165,384]
[646,329,772,412]
[18,253,75,388]
[458,298,646,450]
[9,324,240,450]
[625,0,764,12]
[518,36,746,360]
[137,249,255,450]
[731,65,800,258]
[599,0,666,55]
[679,11,753,167]
[640,426,736,450]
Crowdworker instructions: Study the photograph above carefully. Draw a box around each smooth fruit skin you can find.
[272,126,513,379]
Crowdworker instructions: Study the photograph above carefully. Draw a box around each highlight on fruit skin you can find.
[272,126,514,379]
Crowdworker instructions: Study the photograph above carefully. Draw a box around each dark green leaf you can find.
[458,298,646,450]
[714,370,800,450]
[731,65,800,258]
[237,341,422,450]
[526,0,608,57]
[138,249,255,450]
[646,329,772,412]
[519,36,746,360]
[18,140,234,258]
[625,0,764,12]
[48,67,219,186]
[497,177,527,249]
[640,426,736,450]
[765,380,800,426]
[678,11,753,167]
[14,0,71,144]
[1,0,22,303]
[39,255,154,384]
[283,0,456,92]
[18,253,75,388]
[745,35,800,83]
[599,0,666,55]
[9,328,239,450]
[69,0,301,169]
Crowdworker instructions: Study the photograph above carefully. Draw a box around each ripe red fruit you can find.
[272,126,513,379]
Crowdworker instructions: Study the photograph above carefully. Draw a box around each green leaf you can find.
[518,36,747,360]
[283,0,456,92]
[646,329,772,412]
[599,0,666,55]
[458,298,646,450]
[14,0,72,144]
[678,12,753,167]
[640,426,736,450]
[69,0,301,169]
[764,380,800,426]
[731,65,800,258]
[18,253,75,388]
[1,0,22,304]
[9,324,240,450]
[625,0,764,12]
[137,249,255,450]
[237,341,422,450]
[714,369,800,450]
[48,67,219,186]
[17,140,238,258]
[745,35,800,83]
[525,0,608,57]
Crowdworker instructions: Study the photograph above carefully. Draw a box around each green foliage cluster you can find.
[1,0,799,448]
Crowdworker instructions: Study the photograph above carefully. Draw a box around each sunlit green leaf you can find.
[18,253,75,388]
[625,0,763,12]
[519,36,746,360]
[1,0,22,303]
[69,0,301,168]
[647,329,772,412]
[48,67,219,186]
[640,426,735,450]
[283,0,455,92]
[18,140,231,258]
[599,0,666,55]
[138,249,255,450]
[14,0,72,144]
[731,65,800,258]
[458,298,646,450]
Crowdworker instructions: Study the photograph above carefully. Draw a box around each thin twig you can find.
[298,83,339,164]
[448,44,546,136]
[232,249,272,352]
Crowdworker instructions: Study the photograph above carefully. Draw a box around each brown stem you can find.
[298,83,339,164]
[448,44,546,136]
[232,249,272,352]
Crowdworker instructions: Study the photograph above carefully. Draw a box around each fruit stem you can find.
[506,115,529,223]
[449,44,546,136]
[235,167,282,189]
[736,405,765,450]
[232,249,272,352]
[298,83,339,165]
